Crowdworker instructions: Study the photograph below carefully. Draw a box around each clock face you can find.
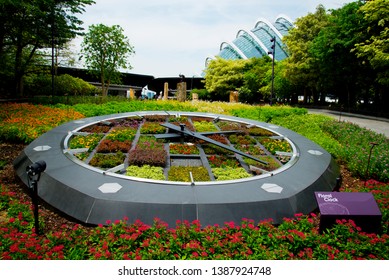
[66,112,296,184]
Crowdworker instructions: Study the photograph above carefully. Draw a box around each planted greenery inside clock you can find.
[67,113,293,182]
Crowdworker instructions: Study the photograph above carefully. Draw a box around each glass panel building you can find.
[206,14,294,65]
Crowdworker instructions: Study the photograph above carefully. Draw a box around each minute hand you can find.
[160,123,268,165]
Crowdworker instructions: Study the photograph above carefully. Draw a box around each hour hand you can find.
[157,123,268,165]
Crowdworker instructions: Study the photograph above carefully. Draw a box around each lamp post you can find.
[268,37,276,106]
[26,161,46,235]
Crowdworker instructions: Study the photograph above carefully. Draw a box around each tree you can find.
[240,57,272,103]
[354,0,389,87]
[204,57,246,101]
[282,5,330,104]
[81,24,135,96]
[0,0,95,96]
[310,1,370,108]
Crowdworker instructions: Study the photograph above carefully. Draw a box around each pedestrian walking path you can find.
[308,109,389,138]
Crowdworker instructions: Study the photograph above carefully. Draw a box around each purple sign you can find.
[315,192,382,233]
[315,192,381,216]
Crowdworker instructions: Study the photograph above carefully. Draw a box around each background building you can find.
[206,15,294,65]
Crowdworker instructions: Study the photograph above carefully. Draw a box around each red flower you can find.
[52,245,64,253]
[10,244,19,253]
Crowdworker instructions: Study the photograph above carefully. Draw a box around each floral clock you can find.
[14,111,340,226]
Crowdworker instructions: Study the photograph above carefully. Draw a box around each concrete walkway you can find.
[308,109,389,138]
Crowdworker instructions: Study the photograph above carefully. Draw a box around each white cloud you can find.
[75,0,356,77]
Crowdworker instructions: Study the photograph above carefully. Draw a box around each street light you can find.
[26,160,46,235]
[268,37,276,106]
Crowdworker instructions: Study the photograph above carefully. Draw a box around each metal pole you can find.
[365,142,378,185]
[31,180,40,235]
[268,37,276,106]
[270,54,275,106]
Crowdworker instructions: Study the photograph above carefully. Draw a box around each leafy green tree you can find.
[240,57,272,103]
[0,0,94,96]
[354,0,389,88]
[273,61,297,104]
[282,4,330,104]
[204,57,246,101]
[80,24,135,96]
[310,1,370,107]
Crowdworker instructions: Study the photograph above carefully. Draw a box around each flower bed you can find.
[89,152,126,169]
[193,121,218,132]
[96,139,132,153]
[110,117,141,129]
[234,144,266,156]
[228,134,256,145]
[169,143,199,155]
[218,120,245,131]
[212,167,252,181]
[80,123,111,133]
[105,127,137,142]
[128,136,167,167]
[260,138,292,155]
[128,149,167,167]
[168,166,210,182]
[1,103,389,260]
[247,126,276,136]
[202,143,234,156]
[321,120,389,181]
[208,155,240,168]
[126,165,165,180]
[140,122,166,134]
[245,156,281,173]
[0,103,84,143]
[69,134,104,151]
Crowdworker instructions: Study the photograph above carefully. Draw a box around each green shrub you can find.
[126,165,165,180]
[321,120,389,181]
[89,152,125,168]
[69,134,103,151]
[193,121,218,132]
[55,74,99,96]
[230,105,307,122]
[67,100,197,117]
[27,74,99,96]
[271,114,343,158]
[212,167,252,181]
[140,122,166,134]
[106,127,137,142]
[168,166,210,182]
[169,143,199,155]
[190,88,211,100]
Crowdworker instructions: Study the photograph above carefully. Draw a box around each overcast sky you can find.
[75,0,357,78]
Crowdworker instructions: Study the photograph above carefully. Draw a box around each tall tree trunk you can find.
[14,43,24,97]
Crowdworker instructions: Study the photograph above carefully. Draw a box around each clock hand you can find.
[159,123,268,165]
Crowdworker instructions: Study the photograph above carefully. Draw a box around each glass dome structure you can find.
[206,14,294,65]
